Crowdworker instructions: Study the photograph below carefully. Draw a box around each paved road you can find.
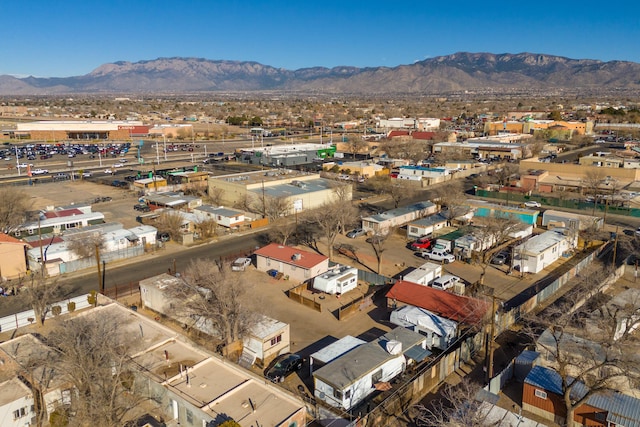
[0,233,262,317]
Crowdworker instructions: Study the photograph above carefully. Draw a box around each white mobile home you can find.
[390,305,458,350]
[313,327,428,410]
[406,213,448,239]
[512,228,577,274]
[192,205,245,228]
[312,264,358,295]
[362,201,437,234]
[402,262,442,286]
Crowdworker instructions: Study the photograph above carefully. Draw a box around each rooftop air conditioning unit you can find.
[292,253,302,261]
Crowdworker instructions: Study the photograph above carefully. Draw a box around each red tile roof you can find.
[43,208,84,219]
[254,243,328,269]
[386,280,489,325]
[0,233,25,245]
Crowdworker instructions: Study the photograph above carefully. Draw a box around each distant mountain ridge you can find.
[1,52,639,95]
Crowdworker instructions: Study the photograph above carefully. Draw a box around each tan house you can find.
[209,171,351,215]
[0,233,30,280]
[254,243,330,283]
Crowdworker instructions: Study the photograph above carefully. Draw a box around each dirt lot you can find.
[21,179,142,228]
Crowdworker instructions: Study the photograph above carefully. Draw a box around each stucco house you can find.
[254,243,330,283]
[0,233,30,280]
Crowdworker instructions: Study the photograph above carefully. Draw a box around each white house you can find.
[312,264,358,295]
[512,228,577,274]
[313,327,429,410]
[0,378,35,427]
[192,205,245,228]
[397,166,450,181]
[390,305,458,351]
[362,201,437,234]
[402,262,442,286]
[406,213,448,239]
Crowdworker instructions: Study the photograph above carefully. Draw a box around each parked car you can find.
[346,228,366,238]
[231,257,252,271]
[491,252,510,265]
[134,203,150,212]
[432,274,460,291]
[523,201,541,208]
[410,236,432,250]
[422,249,455,264]
[264,353,303,383]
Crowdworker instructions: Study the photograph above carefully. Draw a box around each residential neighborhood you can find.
[0,95,639,427]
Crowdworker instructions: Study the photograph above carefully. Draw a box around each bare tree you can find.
[370,176,417,208]
[171,259,260,346]
[66,231,106,259]
[208,187,226,206]
[44,315,151,427]
[414,378,488,427]
[0,187,32,233]
[583,169,606,215]
[21,274,68,327]
[431,180,468,223]
[470,215,520,285]
[155,210,185,241]
[346,134,368,159]
[493,162,519,188]
[523,262,640,426]
[194,217,217,239]
[304,202,343,259]
[329,182,358,234]
[252,194,291,221]
[267,217,298,245]
[368,228,394,274]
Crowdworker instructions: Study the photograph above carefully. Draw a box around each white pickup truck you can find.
[421,249,455,264]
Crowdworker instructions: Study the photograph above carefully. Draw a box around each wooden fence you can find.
[287,282,322,313]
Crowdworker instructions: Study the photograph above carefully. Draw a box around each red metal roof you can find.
[25,236,64,248]
[386,280,489,325]
[412,132,436,140]
[43,208,84,219]
[254,243,328,269]
[387,130,410,138]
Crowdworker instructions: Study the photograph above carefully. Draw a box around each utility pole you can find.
[95,244,103,294]
[484,290,497,382]
[611,226,619,267]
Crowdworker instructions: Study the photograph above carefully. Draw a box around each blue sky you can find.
[3,0,640,77]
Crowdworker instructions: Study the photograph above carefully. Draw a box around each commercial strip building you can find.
[236,143,336,167]
[12,120,149,140]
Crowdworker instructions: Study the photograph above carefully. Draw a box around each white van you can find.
[431,274,460,291]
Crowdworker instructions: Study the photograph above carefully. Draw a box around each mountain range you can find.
[1,52,639,95]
